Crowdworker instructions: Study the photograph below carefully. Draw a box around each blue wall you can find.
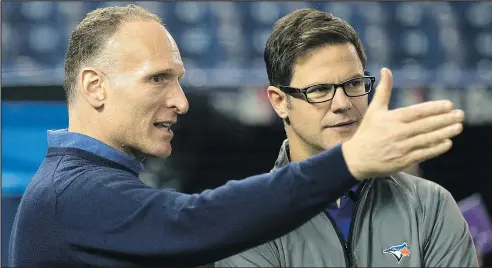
[2,101,68,196]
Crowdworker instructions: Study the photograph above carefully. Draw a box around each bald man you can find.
[9,5,465,267]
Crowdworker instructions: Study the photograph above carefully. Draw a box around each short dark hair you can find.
[64,4,161,104]
[264,8,367,87]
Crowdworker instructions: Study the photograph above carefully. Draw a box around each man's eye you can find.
[349,80,362,87]
[309,85,332,93]
[151,75,166,84]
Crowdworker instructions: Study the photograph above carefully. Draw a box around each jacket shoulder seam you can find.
[384,175,426,247]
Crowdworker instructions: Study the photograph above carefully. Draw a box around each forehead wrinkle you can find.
[105,28,159,75]
[299,54,360,74]
[100,21,184,82]
[293,49,363,87]
[165,30,182,63]
[103,34,145,74]
[137,27,182,74]
[294,61,361,86]
[296,43,360,69]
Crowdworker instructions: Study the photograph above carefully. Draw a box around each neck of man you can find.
[68,110,145,161]
[286,129,342,208]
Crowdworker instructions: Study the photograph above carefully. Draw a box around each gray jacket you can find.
[216,140,479,267]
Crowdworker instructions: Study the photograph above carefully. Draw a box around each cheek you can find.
[352,98,369,117]
[116,90,156,116]
[108,98,149,132]
[290,102,325,127]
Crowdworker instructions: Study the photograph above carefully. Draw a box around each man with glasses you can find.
[217,8,478,267]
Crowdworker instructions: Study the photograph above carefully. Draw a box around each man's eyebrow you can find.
[341,73,365,82]
[148,68,173,76]
[146,68,184,78]
[308,73,365,86]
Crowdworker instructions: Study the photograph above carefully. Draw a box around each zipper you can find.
[324,180,370,268]
[347,181,369,267]
[324,211,351,267]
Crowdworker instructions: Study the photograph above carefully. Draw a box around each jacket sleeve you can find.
[215,241,282,267]
[57,144,358,266]
[422,186,480,267]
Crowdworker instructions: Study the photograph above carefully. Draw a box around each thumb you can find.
[370,67,393,110]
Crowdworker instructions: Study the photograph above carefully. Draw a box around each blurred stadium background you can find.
[2,1,492,266]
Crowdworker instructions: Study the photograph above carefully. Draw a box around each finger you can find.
[405,139,453,164]
[403,123,463,151]
[369,68,393,109]
[403,109,464,137]
[392,100,455,123]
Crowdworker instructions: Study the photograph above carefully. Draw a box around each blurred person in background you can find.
[478,251,484,267]
[7,4,463,267]
[217,8,478,267]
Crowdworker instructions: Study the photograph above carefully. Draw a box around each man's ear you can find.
[80,68,107,109]
[266,86,290,120]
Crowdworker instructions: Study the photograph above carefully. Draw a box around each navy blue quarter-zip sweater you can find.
[9,129,358,267]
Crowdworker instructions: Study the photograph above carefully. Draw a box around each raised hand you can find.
[342,68,464,180]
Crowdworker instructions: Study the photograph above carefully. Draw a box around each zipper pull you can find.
[345,243,356,267]
[348,252,356,267]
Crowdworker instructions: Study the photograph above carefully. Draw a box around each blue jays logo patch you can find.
[383,242,411,263]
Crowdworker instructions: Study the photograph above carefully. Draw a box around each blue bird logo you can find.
[383,242,412,263]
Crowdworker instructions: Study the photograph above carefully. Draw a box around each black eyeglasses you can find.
[277,75,376,104]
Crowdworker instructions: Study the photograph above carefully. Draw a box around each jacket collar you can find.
[271,139,365,198]
[272,139,291,171]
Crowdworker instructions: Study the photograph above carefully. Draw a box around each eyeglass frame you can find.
[276,73,376,104]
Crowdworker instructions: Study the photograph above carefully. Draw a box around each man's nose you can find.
[330,87,352,113]
[165,84,189,114]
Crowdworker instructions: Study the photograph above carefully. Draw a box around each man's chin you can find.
[130,146,172,161]
[322,135,353,150]
[149,146,172,159]
[153,151,171,159]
